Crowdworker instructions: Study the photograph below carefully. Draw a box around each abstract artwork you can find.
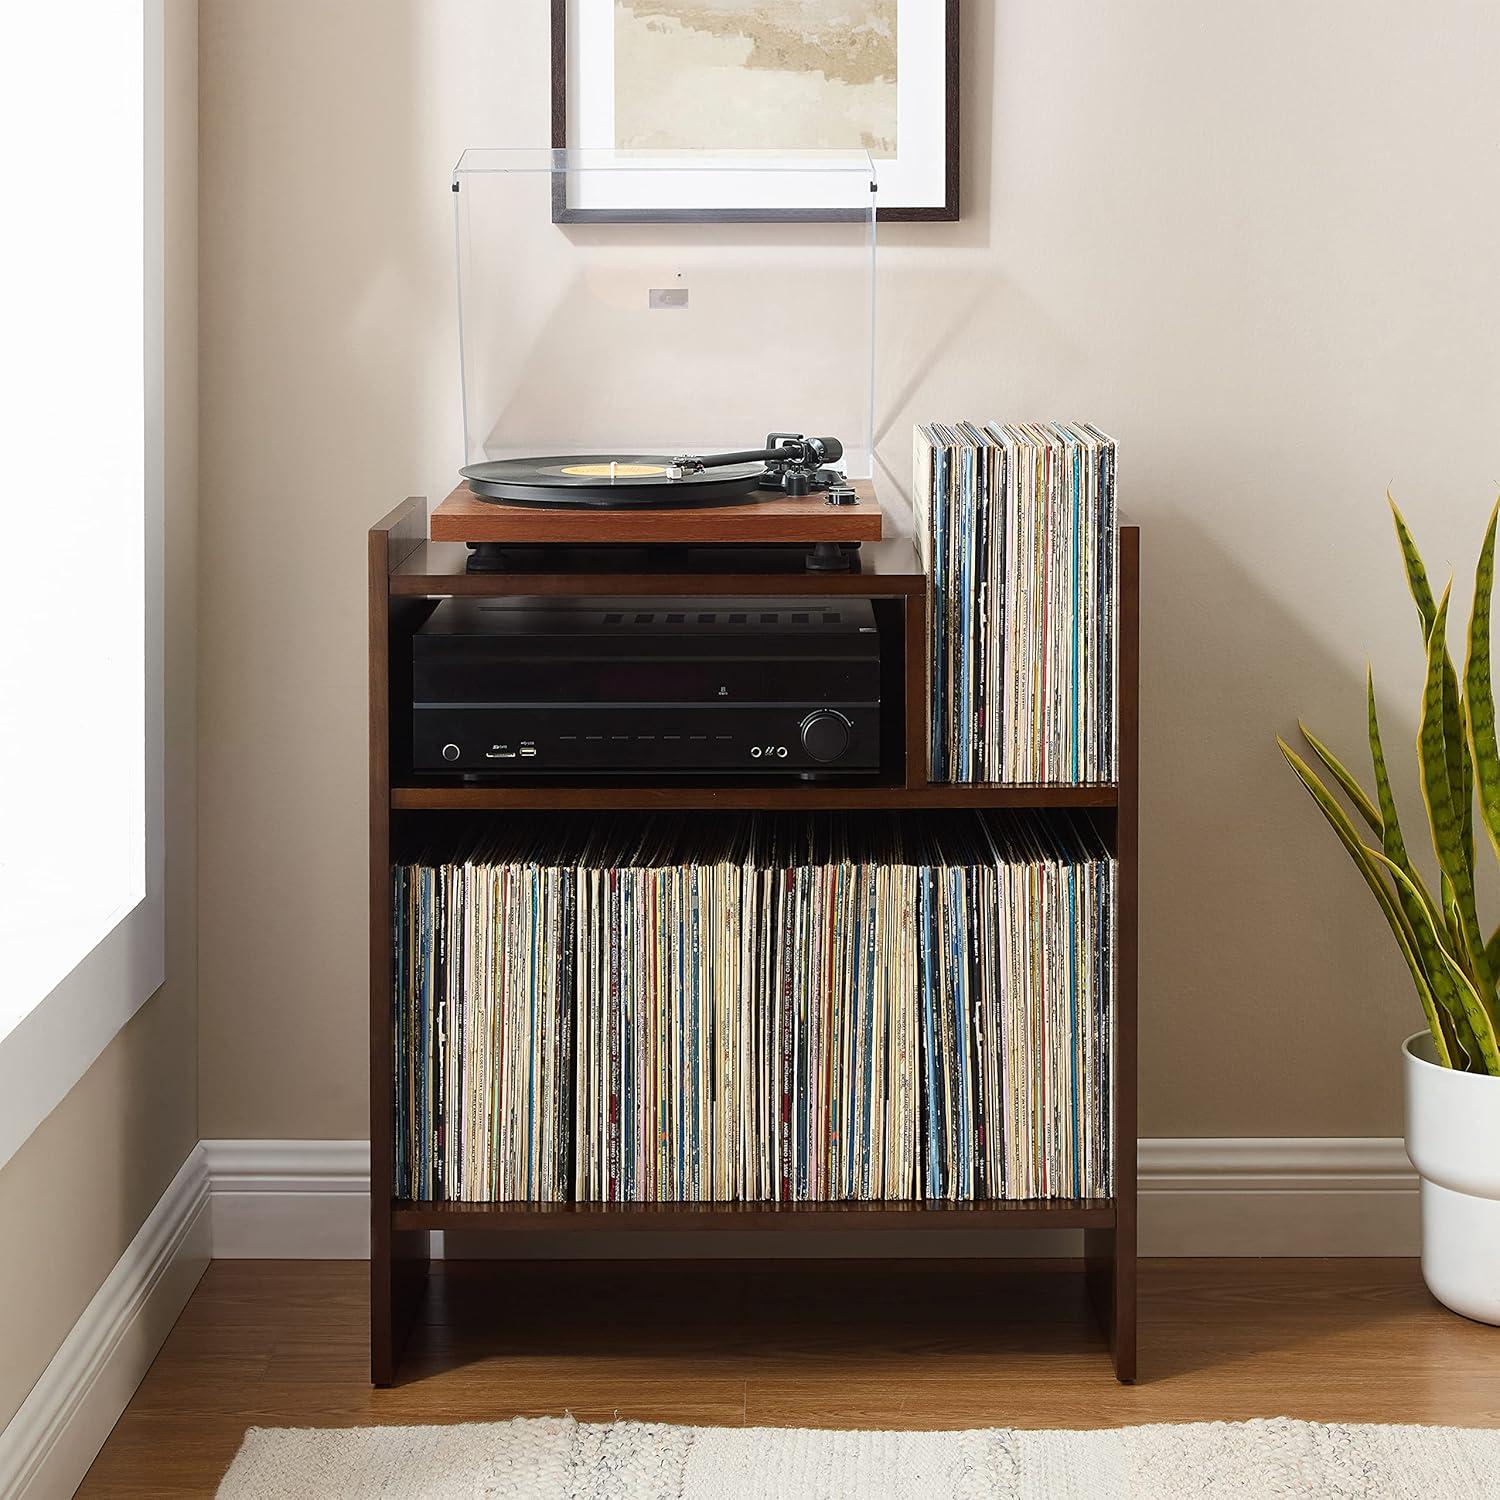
[553,0,957,220]
[613,1,898,158]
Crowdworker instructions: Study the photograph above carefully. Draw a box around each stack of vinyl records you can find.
[912,422,1117,784]
[392,826,576,1202]
[916,814,1114,1200]
[393,812,1113,1204]
[572,816,922,1204]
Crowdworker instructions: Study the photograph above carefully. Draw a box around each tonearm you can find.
[669,433,847,495]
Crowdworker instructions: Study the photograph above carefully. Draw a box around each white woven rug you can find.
[217,1414,1500,1498]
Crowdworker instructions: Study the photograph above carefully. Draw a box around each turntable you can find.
[460,433,853,508]
[443,149,881,567]
[431,467,881,570]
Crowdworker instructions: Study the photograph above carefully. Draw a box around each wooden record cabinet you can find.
[368,498,1140,1384]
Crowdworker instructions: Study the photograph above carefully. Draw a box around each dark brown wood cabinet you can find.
[369,501,1139,1385]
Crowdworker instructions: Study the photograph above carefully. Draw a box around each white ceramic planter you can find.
[1404,1030,1500,1325]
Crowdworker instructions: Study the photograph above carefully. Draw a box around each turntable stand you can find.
[429,477,883,546]
[369,496,1140,1387]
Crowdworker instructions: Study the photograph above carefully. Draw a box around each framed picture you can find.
[551,0,959,222]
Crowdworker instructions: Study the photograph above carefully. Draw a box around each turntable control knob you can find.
[441,743,461,762]
[800,711,851,763]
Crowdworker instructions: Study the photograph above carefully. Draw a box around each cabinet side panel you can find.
[1118,526,1140,1365]
[371,507,430,1385]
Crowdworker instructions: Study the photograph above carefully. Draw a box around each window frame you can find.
[0,0,167,1172]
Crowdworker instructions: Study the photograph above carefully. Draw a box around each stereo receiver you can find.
[412,596,881,776]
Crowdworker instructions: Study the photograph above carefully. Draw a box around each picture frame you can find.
[550,0,959,223]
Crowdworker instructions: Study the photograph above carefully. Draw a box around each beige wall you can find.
[197,1,1500,1141]
[0,0,199,1431]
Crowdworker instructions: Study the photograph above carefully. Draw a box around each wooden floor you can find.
[79,1258,1498,1496]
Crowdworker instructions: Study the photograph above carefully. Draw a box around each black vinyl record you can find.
[461,456,771,509]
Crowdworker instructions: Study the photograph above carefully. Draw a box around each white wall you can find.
[198,0,1500,1141]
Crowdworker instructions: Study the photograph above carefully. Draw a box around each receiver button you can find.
[800,711,851,764]
[441,743,461,762]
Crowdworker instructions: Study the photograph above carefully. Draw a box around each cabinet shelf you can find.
[393,1199,1117,1232]
[389,537,930,598]
[391,781,1119,812]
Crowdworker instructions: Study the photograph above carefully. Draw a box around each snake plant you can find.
[1278,498,1500,1073]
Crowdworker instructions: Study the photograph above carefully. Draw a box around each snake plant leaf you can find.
[1440,633,1471,872]
[1280,740,1410,945]
[1367,671,1412,868]
[1422,886,1479,1068]
[1487,924,1500,979]
[1391,495,1438,634]
[1433,957,1478,1070]
[1279,739,1454,1067]
[1430,984,1471,1069]
[1385,881,1485,1074]
[1460,695,1475,871]
[1419,583,1492,988]
[1377,852,1500,1075]
[1300,721,1380,834]
[1443,882,1464,963]
[1366,672,1474,1063]
[1394,498,1472,851]
[1465,498,1500,863]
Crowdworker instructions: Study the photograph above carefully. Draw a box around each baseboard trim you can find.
[0,1146,211,1500]
[201,1139,370,1259]
[199,1136,1420,1260]
[1139,1137,1418,1255]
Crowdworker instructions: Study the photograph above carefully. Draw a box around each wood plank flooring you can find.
[78,1258,1500,1496]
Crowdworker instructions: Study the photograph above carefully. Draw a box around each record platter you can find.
[461,433,856,510]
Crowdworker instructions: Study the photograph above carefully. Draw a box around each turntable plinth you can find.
[430,479,883,546]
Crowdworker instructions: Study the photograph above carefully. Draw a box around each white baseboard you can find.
[1139,1137,1418,1256]
[0,1147,211,1500]
[201,1139,370,1259]
[200,1136,1420,1260]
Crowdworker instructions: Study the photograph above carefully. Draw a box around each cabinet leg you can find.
[1085,1227,1137,1383]
[372,1229,430,1385]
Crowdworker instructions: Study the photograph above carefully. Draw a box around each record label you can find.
[558,462,671,479]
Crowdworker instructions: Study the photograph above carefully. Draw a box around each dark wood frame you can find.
[549,0,960,223]
[369,506,1138,1384]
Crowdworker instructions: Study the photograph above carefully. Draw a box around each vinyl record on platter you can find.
[461,456,771,509]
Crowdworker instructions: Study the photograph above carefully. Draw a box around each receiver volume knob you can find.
[800,710,851,764]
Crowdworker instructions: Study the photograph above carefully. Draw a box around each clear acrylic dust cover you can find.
[452,149,877,481]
